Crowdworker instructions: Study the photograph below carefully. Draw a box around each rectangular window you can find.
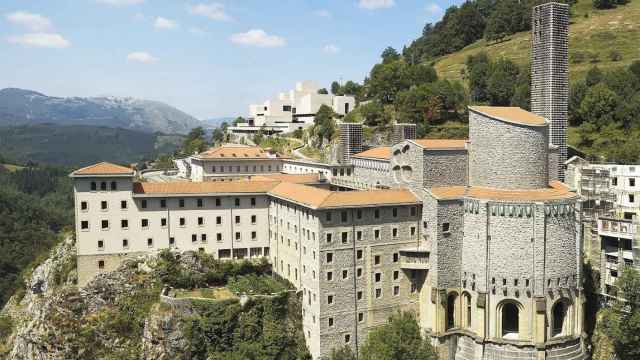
[197,198,203,207]
[326,233,332,243]
[141,199,147,209]
[216,216,222,225]
[392,228,398,237]
[98,240,104,249]
[251,215,257,224]
[90,182,97,191]
[251,197,256,206]
[411,226,416,236]
[101,201,108,210]
[169,237,175,246]
[179,218,186,226]
[356,231,362,241]
[357,209,362,219]
[235,232,241,241]
[328,317,334,327]
[375,272,382,282]
[341,232,348,244]
[326,252,333,263]
[179,199,185,208]
[235,198,240,207]
[357,291,363,300]
[122,239,128,248]
[215,198,221,207]
[110,181,117,190]
[393,253,399,262]
[121,219,128,229]
[192,234,197,242]
[235,215,240,224]
[342,269,348,279]
[98,260,104,269]
[357,249,363,259]
[374,255,381,265]
[630,194,635,203]
[357,267,363,277]
[161,218,167,227]
[327,295,334,304]
[612,177,618,186]
[374,209,380,219]
[375,288,382,299]
[443,223,450,233]
[327,271,333,281]
[358,312,364,322]
[392,208,398,217]
[101,220,109,229]
[100,182,107,191]
[147,238,153,247]
[201,234,207,242]
[81,220,89,230]
[251,231,257,240]
[217,233,222,242]
[198,217,204,226]
[160,199,166,208]
[630,178,636,187]
[393,270,399,280]
[81,201,88,211]
[121,200,127,209]
[141,219,148,228]
[393,285,400,296]
[374,229,380,240]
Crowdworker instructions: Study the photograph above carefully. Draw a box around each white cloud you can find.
[358,0,395,10]
[323,44,340,54]
[425,3,443,17]
[127,51,158,64]
[7,33,70,48]
[96,0,144,6]
[189,27,209,36]
[5,11,52,32]
[188,3,231,21]
[230,29,285,48]
[154,17,178,30]
[315,9,332,18]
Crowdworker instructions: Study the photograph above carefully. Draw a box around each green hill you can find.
[434,0,640,83]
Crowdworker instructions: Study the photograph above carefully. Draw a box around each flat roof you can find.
[71,162,134,177]
[469,106,547,126]
[352,147,391,160]
[429,181,577,202]
[410,139,468,150]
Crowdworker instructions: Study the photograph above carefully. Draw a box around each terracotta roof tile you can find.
[133,181,278,195]
[72,162,134,176]
[269,182,419,209]
[195,144,285,160]
[429,182,577,202]
[469,106,547,126]
[411,139,468,150]
[247,173,321,183]
[353,147,391,160]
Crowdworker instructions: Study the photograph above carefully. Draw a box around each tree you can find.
[325,346,356,360]
[585,66,603,87]
[466,52,491,102]
[580,83,619,128]
[367,61,409,104]
[511,68,531,110]
[629,60,640,80]
[358,101,385,127]
[318,88,329,95]
[404,64,438,87]
[484,0,529,42]
[486,58,520,106]
[600,267,640,359]
[211,128,225,145]
[312,105,336,146]
[360,312,436,360]
[569,81,588,126]
[331,81,342,95]
[182,127,208,155]
[342,81,362,97]
[381,47,400,64]
[593,0,615,9]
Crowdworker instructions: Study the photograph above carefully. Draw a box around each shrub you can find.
[0,315,13,340]
[609,50,622,62]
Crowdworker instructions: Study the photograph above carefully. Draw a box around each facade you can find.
[339,123,363,164]
[531,2,570,180]
[597,217,638,297]
[229,80,355,136]
[392,123,417,144]
[281,159,354,183]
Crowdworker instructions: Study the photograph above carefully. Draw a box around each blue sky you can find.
[0,0,461,119]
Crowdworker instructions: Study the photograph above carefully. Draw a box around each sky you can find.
[0,0,462,119]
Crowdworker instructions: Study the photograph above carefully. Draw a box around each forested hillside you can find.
[0,161,73,307]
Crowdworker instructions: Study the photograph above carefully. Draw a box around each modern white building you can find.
[229,80,355,136]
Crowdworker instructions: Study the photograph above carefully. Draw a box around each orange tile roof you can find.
[411,139,468,150]
[133,180,279,195]
[195,144,285,160]
[429,181,577,202]
[469,106,547,126]
[72,162,134,176]
[353,147,391,160]
[247,173,321,184]
[268,182,419,209]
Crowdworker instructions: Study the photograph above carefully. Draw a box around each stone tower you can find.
[531,2,569,180]
[340,123,363,164]
[392,123,417,144]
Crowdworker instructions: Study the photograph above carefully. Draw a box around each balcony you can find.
[399,248,430,270]
[598,217,637,239]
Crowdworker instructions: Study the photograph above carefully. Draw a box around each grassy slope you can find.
[434,0,640,83]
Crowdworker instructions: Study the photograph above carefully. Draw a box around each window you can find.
[342,269,348,279]
[215,198,221,207]
[217,233,222,242]
[169,237,175,246]
[160,199,166,208]
[501,302,520,338]
[357,209,362,219]
[101,220,109,229]
[447,294,457,330]
[251,231,257,240]
[411,226,416,236]
[392,228,398,237]
[178,199,184,208]
[141,200,147,209]
[121,219,128,229]
[374,209,380,219]
[464,293,472,329]
[392,208,398,217]
[358,312,364,322]
[235,216,240,224]
[326,253,333,263]
[344,334,351,344]
[197,198,203,207]
[147,238,153,247]
[81,220,89,230]
[327,271,333,281]
[100,182,107,191]
[374,255,381,265]
[552,301,568,337]
[612,177,618,186]
[325,212,332,221]
[235,198,240,207]
[235,232,241,241]
[341,211,348,222]
[356,249,363,259]
[101,201,108,210]
[201,234,207,242]
[630,178,636,187]
[375,288,382,299]
[98,240,104,249]
[374,229,380,240]
[357,267,363,277]
[251,197,256,206]
[356,231,362,241]
[393,253,399,262]
[179,218,186,226]
[81,201,88,211]
[121,200,127,209]
[393,270,399,280]
[216,216,222,225]
[192,234,197,242]
[630,194,635,203]
[327,295,334,304]
[357,291,363,300]
[161,218,167,227]
[122,239,128,248]
[393,285,400,296]
[341,232,348,244]
[198,217,204,226]
[410,207,417,216]
[443,223,450,233]
[328,317,334,327]
[110,181,117,190]
[375,272,382,282]
[326,233,332,243]
[98,260,105,269]
[90,182,97,191]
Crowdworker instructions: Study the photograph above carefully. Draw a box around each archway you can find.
[552,300,569,337]
[501,302,519,339]
[463,292,472,329]
[446,293,457,330]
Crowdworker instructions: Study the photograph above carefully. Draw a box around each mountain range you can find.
[0,88,203,135]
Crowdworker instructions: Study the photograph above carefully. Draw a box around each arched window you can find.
[501,302,519,339]
[446,293,457,330]
[552,300,568,337]
[464,293,472,329]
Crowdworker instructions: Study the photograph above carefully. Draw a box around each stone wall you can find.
[424,150,468,188]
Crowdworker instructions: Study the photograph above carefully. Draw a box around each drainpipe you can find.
[351,208,359,358]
